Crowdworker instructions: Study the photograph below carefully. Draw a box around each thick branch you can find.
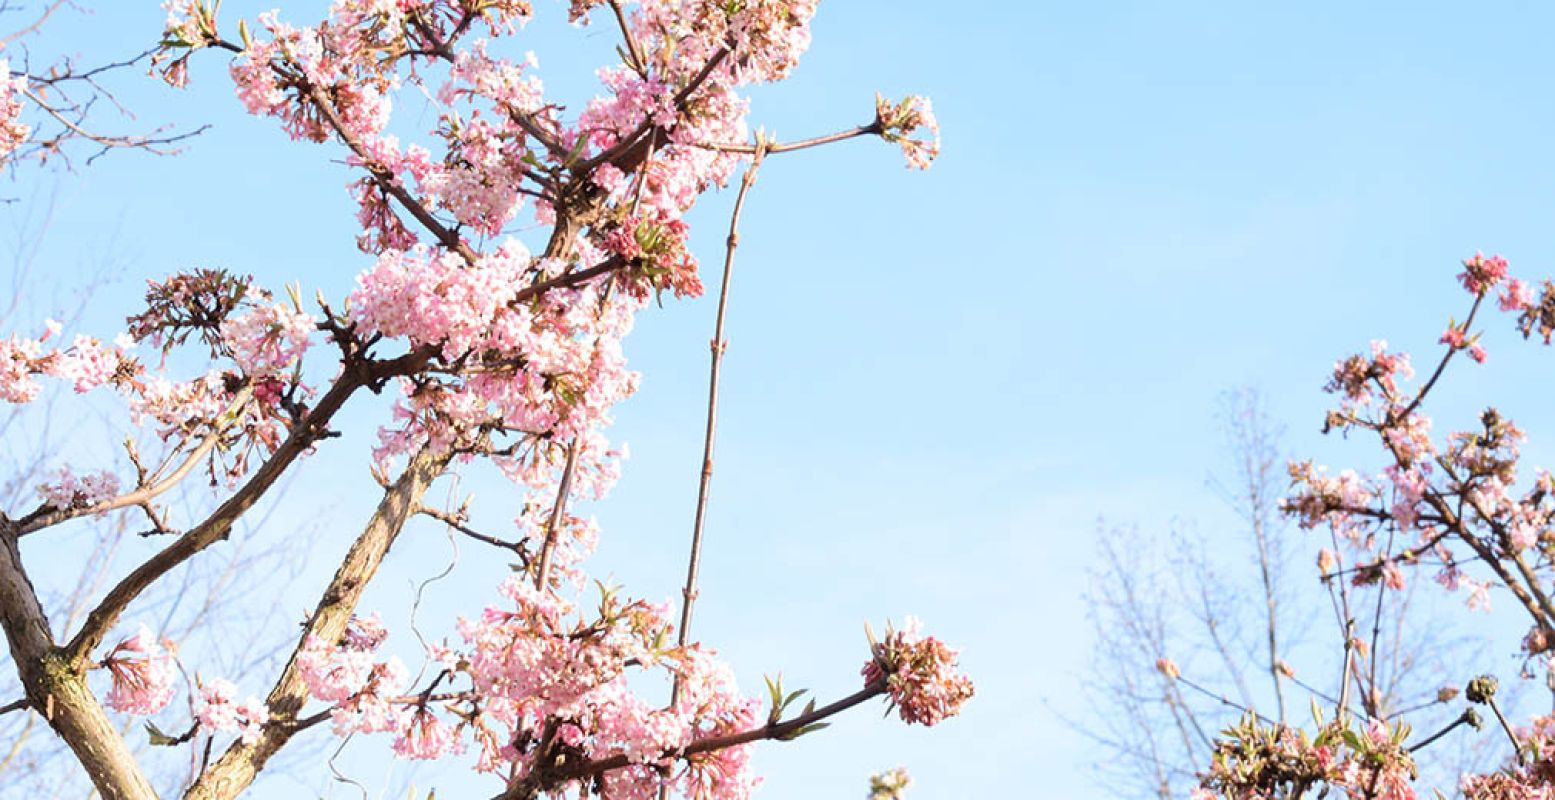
[0,520,158,800]
[183,444,450,800]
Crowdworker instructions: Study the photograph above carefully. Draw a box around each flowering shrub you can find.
[0,3,966,799]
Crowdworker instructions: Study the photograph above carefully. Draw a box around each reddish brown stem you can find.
[669,145,767,705]
[697,122,883,156]
[517,683,884,794]
[534,442,580,591]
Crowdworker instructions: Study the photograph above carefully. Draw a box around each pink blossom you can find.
[863,618,974,727]
[1459,251,1510,296]
[0,333,43,403]
[102,625,177,715]
[45,335,125,392]
[392,707,464,760]
[0,60,29,159]
[1500,277,1535,312]
[37,467,121,511]
[195,678,269,744]
[219,302,313,376]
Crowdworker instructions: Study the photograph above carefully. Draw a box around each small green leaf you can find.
[145,721,179,746]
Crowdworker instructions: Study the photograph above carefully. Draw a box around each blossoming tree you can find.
[1172,254,1555,798]
[0,2,971,799]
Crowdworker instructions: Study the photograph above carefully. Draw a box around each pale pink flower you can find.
[0,61,29,159]
[1500,277,1536,312]
[195,678,269,744]
[102,625,177,715]
[37,467,120,511]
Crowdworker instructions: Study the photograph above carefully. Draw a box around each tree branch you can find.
[668,144,765,711]
[0,518,158,800]
[183,444,450,800]
[512,682,884,796]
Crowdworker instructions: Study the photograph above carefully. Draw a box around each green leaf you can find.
[564,133,589,167]
[145,721,179,746]
[777,722,830,741]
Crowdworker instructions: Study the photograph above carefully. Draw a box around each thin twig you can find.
[668,143,767,706]
[18,386,255,536]
[415,503,530,565]
[607,0,648,77]
[1407,709,1476,753]
[696,122,882,156]
[533,442,579,591]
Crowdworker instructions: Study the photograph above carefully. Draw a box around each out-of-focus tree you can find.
[1137,255,1555,798]
[1079,388,1483,798]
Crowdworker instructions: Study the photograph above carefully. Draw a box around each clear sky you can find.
[15,1,1555,798]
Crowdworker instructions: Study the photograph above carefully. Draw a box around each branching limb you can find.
[508,682,886,797]
[0,518,158,800]
[183,444,450,800]
[415,502,530,565]
[17,386,256,536]
[60,351,428,668]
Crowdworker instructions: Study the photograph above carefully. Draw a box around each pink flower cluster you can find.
[1460,251,1511,296]
[0,323,134,404]
[0,60,29,159]
[278,582,776,797]
[350,239,640,503]
[36,467,121,511]
[195,678,269,745]
[862,617,974,727]
[219,301,313,377]
[296,614,411,737]
[101,625,177,715]
[876,94,941,170]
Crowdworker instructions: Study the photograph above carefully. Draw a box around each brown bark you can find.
[0,522,157,800]
[183,445,448,800]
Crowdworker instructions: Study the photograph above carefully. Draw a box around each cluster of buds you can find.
[874,94,940,170]
[862,618,974,727]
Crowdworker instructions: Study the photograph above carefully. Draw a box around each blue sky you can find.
[15,1,1555,798]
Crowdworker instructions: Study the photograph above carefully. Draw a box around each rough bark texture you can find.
[0,523,158,800]
[183,445,449,800]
